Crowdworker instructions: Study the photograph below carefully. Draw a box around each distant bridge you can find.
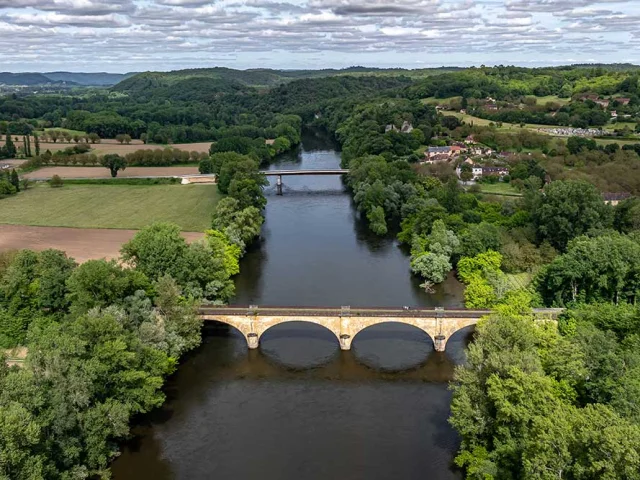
[26,169,349,194]
[261,169,349,176]
[261,169,349,194]
[198,306,563,352]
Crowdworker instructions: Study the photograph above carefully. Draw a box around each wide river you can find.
[112,129,469,480]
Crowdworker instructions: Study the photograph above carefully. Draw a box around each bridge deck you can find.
[199,306,562,319]
[261,169,349,176]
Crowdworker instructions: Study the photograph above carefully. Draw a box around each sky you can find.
[1,0,640,73]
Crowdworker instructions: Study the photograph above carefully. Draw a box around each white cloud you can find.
[0,0,637,71]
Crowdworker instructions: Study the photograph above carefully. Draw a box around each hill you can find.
[43,72,134,86]
[0,72,67,86]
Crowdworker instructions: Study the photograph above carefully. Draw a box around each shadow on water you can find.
[111,128,469,480]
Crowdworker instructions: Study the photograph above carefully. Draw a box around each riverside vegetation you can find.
[2,64,640,478]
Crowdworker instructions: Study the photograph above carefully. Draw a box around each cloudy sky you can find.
[1,0,639,73]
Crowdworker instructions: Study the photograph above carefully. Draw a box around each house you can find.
[455,165,509,180]
[482,166,509,177]
[578,94,599,102]
[422,153,450,164]
[603,192,631,206]
[427,146,452,157]
[611,110,618,118]
[385,124,398,133]
[400,121,414,134]
[616,98,631,106]
[265,139,276,145]
[485,104,498,111]
[595,99,610,108]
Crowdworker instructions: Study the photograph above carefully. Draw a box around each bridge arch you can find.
[346,319,436,351]
[201,315,343,350]
[258,319,341,347]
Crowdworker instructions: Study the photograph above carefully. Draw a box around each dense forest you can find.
[2,64,640,479]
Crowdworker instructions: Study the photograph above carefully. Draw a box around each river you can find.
[111,129,468,480]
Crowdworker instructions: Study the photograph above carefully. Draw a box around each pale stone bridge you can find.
[199,306,563,352]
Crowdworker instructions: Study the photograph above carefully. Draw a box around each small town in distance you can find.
[2,1,640,479]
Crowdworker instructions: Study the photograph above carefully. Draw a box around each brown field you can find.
[0,225,203,263]
[92,142,212,155]
[24,166,199,179]
[13,135,212,156]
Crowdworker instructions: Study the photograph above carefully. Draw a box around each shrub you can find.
[50,175,64,188]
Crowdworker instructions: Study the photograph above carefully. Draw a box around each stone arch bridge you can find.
[199,306,562,352]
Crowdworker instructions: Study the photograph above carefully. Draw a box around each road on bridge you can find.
[198,305,563,319]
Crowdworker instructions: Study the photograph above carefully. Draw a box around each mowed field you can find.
[24,165,200,179]
[0,184,219,231]
[0,225,203,263]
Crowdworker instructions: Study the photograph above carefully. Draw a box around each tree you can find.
[367,206,387,235]
[198,158,213,174]
[614,197,640,233]
[88,133,100,144]
[536,233,640,305]
[459,222,501,258]
[121,222,235,301]
[115,134,125,144]
[10,169,19,192]
[211,198,263,251]
[531,180,612,251]
[34,133,40,156]
[140,133,148,144]
[228,178,267,210]
[120,223,189,277]
[66,259,150,312]
[4,133,16,158]
[410,252,451,283]
[100,154,127,177]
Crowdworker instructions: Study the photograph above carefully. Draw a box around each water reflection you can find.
[111,130,468,480]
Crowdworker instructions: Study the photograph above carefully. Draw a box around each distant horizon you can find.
[2,61,640,76]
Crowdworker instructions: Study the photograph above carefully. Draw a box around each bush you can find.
[50,175,63,188]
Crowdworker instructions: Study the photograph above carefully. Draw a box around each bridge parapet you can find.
[199,306,563,352]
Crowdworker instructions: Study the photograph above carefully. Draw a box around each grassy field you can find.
[534,95,570,105]
[476,183,522,196]
[0,184,219,231]
[594,137,640,146]
[450,112,561,132]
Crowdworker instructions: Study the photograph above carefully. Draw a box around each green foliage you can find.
[0,249,76,346]
[457,251,506,308]
[100,153,127,178]
[536,232,640,306]
[367,206,388,235]
[530,180,612,251]
[211,197,264,252]
[120,222,235,302]
[450,309,640,480]
[66,259,150,312]
[459,222,501,258]
[410,252,451,284]
[199,157,213,174]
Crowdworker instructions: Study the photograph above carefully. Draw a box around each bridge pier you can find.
[276,175,283,195]
[247,333,260,349]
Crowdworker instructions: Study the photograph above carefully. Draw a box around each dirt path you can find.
[24,166,200,180]
[0,225,203,263]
